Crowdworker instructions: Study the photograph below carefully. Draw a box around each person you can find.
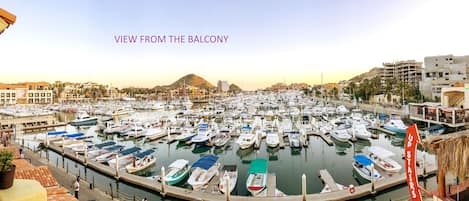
[19,148,24,159]
[73,176,80,199]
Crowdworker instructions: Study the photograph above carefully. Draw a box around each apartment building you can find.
[0,82,53,104]
[382,60,422,88]
[420,54,469,100]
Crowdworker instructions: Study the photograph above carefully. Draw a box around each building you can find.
[0,82,53,104]
[419,54,469,100]
[217,80,230,93]
[382,60,422,88]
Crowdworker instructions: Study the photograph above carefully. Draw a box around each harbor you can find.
[3,93,445,201]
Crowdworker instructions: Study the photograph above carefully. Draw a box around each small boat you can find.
[383,114,408,135]
[212,132,231,147]
[350,124,372,140]
[336,105,349,115]
[164,159,191,185]
[104,124,129,135]
[124,125,146,138]
[100,147,141,166]
[368,146,402,172]
[72,141,116,153]
[287,131,301,148]
[187,155,220,189]
[175,132,197,142]
[70,111,98,126]
[126,149,156,173]
[191,123,215,146]
[420,124,445,138]
[352,155,383,181]
[266,133,280,148]
[330,128,351,142]
[246,159,268,196]
[89,145,124,159]
[236,134,256,149]
[219,165,238,194]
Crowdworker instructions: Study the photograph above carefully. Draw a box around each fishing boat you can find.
[368,146,402,172]
[191,123,215,146]
[219,165,238,194]
[126,149,156,173]
[287,131,301,148]
[330,127,351,142]
[70,111,98,126]
[175,131,197,142]
[246,159,268,196]
[187,155,220,189]
[164,159,191,185]
[212,132,231,147]
[350,124,372,140]
[236,134,256,149]
[352,155,383,181]
[383,114,408,135]
[266,133,280,148]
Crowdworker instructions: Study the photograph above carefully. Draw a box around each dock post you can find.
[160,166,166,197]
[84,146,88,165]
[115,154,120,179]
[422,155,426,176]
[370,164,376,194]
[225,174,230,201]
[61,136,65,155]
[302,174,306,201]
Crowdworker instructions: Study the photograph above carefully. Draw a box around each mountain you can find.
[167,73,215,89]
[349,67,383,82]
[228,84,242,93]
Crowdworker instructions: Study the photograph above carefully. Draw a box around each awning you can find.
[369,146,395,158]
[248,159,267,174]
[192,155,218,170]
[354,155,373,166]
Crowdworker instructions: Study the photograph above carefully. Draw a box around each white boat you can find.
[287,131,301,148]
[246,159,268,196]
[175,131,197,142]
[383,114,408,135]
[219,165,238,194]
[336,105,349,115]
[88,145,124,159]
[126,149,156,173]
[352,155,383,181]
[212,132,231,147]
[368,146,402,172]
[350,124,372,140]
[236,134,256,149]
[330,127,351,142]
[187,155,220,189]
[70,111,98,126]
[191,123,214,146]
[124,125,146,138]
[102,147,141,168]
[266,133,280,148]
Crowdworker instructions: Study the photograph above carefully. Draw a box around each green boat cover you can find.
[248,159,267,174]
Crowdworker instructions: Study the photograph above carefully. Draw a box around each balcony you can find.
[409,103,469,127]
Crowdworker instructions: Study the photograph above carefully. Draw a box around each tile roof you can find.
[47,193,78,201]
[13,159,35,170]
[15,166,58,187]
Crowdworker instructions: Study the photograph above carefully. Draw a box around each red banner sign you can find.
[405,124,423,201]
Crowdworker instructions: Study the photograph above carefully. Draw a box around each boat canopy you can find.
[199,123,208,128]
[248,159,268,174]
[135,149,155,159]
[119,147,141,155]
[95,141,116,149]
[242,125,252,130]
[47,131,67,135]
[192,155,218,170]
[354,155,373,166]
[169,159,189,169]
[369,146,395,158]
[222,165,237,171]
[105,145,123,151]
[65,133,84,138]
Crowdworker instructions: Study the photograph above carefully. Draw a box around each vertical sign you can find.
[405,124,423,201]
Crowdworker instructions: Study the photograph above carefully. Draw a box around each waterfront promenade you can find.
[323,99,406,116]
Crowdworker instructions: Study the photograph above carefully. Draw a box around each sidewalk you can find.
[23,148,115,201]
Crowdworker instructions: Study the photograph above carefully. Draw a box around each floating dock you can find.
[309,132,334,146]
[318,169,339,192]
[266,173,277,197]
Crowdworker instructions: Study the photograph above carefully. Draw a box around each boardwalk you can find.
[318,169,339,192]
[266,173,277,197]
[309,132,334,146]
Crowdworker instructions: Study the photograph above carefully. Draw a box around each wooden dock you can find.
[369,126,396,135]
[309,132,334,146]
[22,123,67,133]
[318,169,339,192]
[145,133,168,142]
[203,174,221,194]
[266,173,277,197]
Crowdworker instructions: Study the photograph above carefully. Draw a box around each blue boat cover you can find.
[65,133,84,138]
[95,141,116,149]
[354,155,373,166]
[242,125,252,130]
[199,123,208,128]
[48,131,67,135]
[119,147,141,155]
[135,149,155,159]
[192,154,218,170]
[105,145,123,151]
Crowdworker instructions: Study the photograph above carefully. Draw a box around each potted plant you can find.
[0,150,15,189]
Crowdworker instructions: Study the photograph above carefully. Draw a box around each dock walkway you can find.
[318,169,339,192]
[266,173,277,197]
[309,132,334,146]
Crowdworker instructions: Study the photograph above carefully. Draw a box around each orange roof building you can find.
[0,8,16,34]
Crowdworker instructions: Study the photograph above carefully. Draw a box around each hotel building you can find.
[0,82,53,104]
[419,54,469,100]
[382,60,422,88]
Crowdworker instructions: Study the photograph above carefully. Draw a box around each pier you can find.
[266,173,277,197]
[369,126,396,135]
[318,169,339,192]
[309,132,334,146]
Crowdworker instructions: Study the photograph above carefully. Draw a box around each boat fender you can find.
[349,184,355,194]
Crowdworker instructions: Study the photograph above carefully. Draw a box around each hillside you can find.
[349,67,382,82]
[167,73,215,89]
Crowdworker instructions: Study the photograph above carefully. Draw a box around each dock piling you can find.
[84,146,88,165]
[115,154,120,178]
[61,136,65,155]
[225,174,230,201]
[302,174,306,201]
[161,166,166,197]
[371,164,376,194]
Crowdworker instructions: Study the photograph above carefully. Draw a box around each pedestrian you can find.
[73,176,80,199]
[19,148,24,158]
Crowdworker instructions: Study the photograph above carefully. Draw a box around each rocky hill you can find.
[349,67,382,82]
[228,84,242,93]
[155,73,215,90]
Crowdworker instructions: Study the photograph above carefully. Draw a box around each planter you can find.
[0,165,15,189]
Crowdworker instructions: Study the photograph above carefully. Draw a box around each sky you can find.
[1,0,469,90]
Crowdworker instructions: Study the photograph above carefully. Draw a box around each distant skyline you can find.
[1,0,469,90]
